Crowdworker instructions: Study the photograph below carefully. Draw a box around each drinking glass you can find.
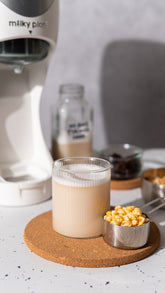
[52,157,111,238]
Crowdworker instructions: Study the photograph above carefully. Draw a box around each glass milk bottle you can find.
[52,84,93,159]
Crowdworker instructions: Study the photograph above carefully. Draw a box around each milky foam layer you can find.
[53,163,110,187]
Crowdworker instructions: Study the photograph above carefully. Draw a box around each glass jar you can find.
[52,84,93,159]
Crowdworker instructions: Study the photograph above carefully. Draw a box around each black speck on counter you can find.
[25,277,31,281]
[18,266,21,269]
[90,285,93,288]
[5,274,8,277]
[105,281,110,285]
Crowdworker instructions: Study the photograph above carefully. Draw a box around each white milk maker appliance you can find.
[0,0,58,206]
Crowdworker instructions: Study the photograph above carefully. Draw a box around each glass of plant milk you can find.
[52,157,111,238]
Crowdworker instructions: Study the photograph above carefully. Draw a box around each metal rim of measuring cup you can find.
[103,218,150,249]
[141,168,165,213]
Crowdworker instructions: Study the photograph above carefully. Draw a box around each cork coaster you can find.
[111,177,141,190]
[24,211,160,268]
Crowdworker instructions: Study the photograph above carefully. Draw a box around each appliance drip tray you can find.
[1,162,50,182]
[0,162,51,206]
[4,174,37,183]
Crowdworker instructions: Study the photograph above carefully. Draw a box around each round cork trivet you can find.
[24,211,160,268]
[111,177,141,190]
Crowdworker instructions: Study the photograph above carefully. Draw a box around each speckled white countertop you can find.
[0,149,165,293]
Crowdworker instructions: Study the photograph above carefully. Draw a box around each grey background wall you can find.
[41,0,165,151]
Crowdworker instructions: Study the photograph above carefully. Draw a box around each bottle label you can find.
[56,119,92,144]
[67,121,91,140]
